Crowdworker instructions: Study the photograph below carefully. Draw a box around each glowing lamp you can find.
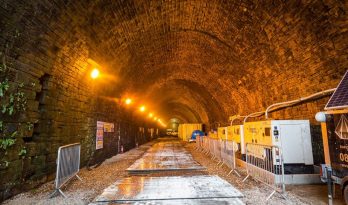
[90,68,100,79]
[139,106,146,112]
[125,98,132,105]
[148,113,153,118]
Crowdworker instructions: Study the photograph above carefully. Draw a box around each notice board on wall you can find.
[96,121,104,150]
[96,121,115,150]
[103,122,115,132]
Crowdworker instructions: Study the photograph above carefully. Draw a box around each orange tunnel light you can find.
[139,106,146,112]
[90,68,100,79]
[125,98,132,105]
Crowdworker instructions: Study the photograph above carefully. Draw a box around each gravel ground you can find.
[2,141,155,205]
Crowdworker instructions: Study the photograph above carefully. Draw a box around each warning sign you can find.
[335,115,348,140]
[103,122,115,132]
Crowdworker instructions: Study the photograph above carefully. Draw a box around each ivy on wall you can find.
[0,31,34,168]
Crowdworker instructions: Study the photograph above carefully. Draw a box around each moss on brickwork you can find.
[0,0,347,202]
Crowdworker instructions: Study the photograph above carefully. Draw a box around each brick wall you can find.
[0,1,157,201]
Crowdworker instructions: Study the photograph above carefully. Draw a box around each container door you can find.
[280,124,304,164]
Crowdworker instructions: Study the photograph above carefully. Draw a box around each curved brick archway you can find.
[0,0,347,201]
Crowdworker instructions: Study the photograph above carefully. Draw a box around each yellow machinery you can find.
[217,127,227,140]
[244,121,272,146]
[227,125,245,154]
[178,123,202,141]
[208,131,218,139]
[244,120,314,165]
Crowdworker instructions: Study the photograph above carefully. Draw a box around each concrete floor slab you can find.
[91,138,244,204]
[93,175,244,204]
[91,198,244,205]
[127,140,204,173]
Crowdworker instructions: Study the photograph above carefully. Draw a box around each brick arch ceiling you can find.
[142,79,222,124]
[82,0,346,124]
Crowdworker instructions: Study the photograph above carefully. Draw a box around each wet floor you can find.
[127,139,205,173]
[93,175,244,204]
[92,138,245,205]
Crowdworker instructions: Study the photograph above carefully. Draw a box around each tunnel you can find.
[0,0,347,204]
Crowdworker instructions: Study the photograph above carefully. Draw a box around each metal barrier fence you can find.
[212,138,222,162]
[220,140,241,177]
[196,135,203,150]
[242,143,286,200]
[196,136,240,177]
[195,138,286,200]
[51,143,82,198]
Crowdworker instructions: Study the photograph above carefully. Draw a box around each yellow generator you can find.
[244,120,314,166]
[227,125,245,154]
[218,127,227,140]
[178,123,202,141]
[208,131,218,139]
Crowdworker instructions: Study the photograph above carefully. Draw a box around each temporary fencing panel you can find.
[196,137,286,197]
[196,136,204,150]
[209,138,215,157]
[243,143,286,200]
[203,136,209,153]
[196,137,240,176]
[220,141,237,173]
[212,139,222,161]
[52,143,82,197]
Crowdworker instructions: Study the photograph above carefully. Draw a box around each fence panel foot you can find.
[49,189,58,198]
[59,189,67,198]
[242,174,249,182]
[233,169,241,177]
[76,174,82,181]
[266,190,276,201]
[49,188,67,198]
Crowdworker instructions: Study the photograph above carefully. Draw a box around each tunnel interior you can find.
[0,0,347,201]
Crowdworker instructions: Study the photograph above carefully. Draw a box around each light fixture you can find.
[148,113,153,118]
[154,117,157,121]
[139,106,146,112]
[315,112,326,122]
[125,98,132,105]
[90,68,100,79]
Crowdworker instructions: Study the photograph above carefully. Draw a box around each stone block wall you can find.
[0,1,156,201]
